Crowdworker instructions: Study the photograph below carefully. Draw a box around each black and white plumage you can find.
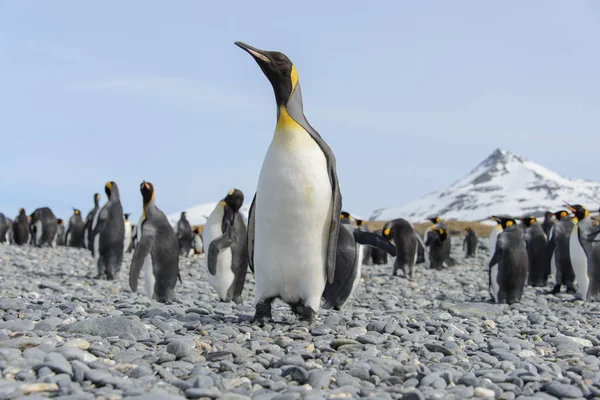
[66,209,85,248]
[29,207,58,248]
[12,209,29,245]
[548,210,576,294]
[92,182,125,280]
[521,217,549,287]
[0,213,10,244]
[129,181,180,303]
[424,224,452,270]
[55,219,66,246]
[176,212,193,257]
[463,227,478,258]
[83,193,101,251]
[382,218,422,280]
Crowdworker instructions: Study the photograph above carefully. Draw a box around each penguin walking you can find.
[29,208,58,247]
[83,193,101,251]
[323,217,396,310]
[541,211,555,238]
[547,210,576,294]
[92,182,125,280]
[129,182,180,303]
[55,219,66,246]
[370,229,389,265]
[66,209,85,248]
[463,227,478,258]
[566,204,600,300]
[192,228,204,255]
[521,217,549,287]
[382,218,421,279]
[203,189,248,304]
[12,209,29,245]
[176,212,193,257]
[0,213,9,244]
[489,216,528,304]
[488,216,507,301]
[123,214,133,253]
[237,41,342,322]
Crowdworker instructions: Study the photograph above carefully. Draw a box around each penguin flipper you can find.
[207,234,233,276]
[326,166,343,284]
[247,193,256,274]
[353,230,396,257]
[129,235,152,293]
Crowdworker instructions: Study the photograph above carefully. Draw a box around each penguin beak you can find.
[235,42,271,64]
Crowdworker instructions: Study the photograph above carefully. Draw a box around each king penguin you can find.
[129,181,180,303]
[13,208,29,245]
[0,213,9,244]
[382,218,423,279]
[192,228,204,255]
[323,214,396,310]
[123,213,133,253]
[370,229,389,265]
[521,216,549,287]
[547,210,576,294]
[566,204,600,300]
[177,212,193,257]
[356,219,372,266]
[55,219,66,246]
[66,208,85,248]
[203,189,248,304]
[236,41,342,322]
[463,227,478,258]
[84,193,101,251]
[29,208,58,247]
[541,211,555,238]
[489,216,528,304]
[92,182,125,280]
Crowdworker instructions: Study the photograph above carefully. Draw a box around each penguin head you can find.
[73,208,81,216]
[105,182,113,198]
[94,193,100,201]
[554,210,569,220]
[520,217,536,227]
[140,181,155,205]
[19,208,25,215]
[428,217,440,224]
[181,211,187,218]
[382,227,391,241]
[57,219,64,225]
[465,226,471,231]
[544,211,554,220]
[491,216,516,229]
[437,228,448,241]
[193,227,200,234]
[355,219,365,226]
[566,204,589,222]
[224,189,244,213]
[124,213,130,220]
[235,42,298,106]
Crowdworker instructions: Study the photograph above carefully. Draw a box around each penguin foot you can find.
[551,285,561,294]
[567,286,577,294]
[233,296,243,305]
[250,299,273,325]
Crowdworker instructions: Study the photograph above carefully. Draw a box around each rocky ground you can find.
[1,239,600,400]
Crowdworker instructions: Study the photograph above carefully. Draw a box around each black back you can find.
[13,209,29,245]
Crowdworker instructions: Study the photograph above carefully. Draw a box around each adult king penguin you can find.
[236,41,342,322]
[130,182,180,303]
[370,230,389,265]
[92,182,125,280]
[489,216,528,304]
[0,213,9,244]
[13,208,29,245]
[382,218,422,279]
[66,209,85,248]
[192,228,204,255]
[177,212,193,257]
[203,189,248,304]
[521,217,549,287]
[548,210,576,294]
[84,193,101,251]
[30,208,58,247]
[566,204,600,300]
[55,219,66,246]
[463,227,478,258]
[123,214,133,253]
[541,211,555,238]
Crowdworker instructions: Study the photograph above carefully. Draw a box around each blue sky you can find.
[1,1,599,221]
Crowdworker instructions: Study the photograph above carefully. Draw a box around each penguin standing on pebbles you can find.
[55,219,66,246]
[521,217,549,287]
[237,41,342,322]
[566,204,600,300]
[548,210,576,294]
[463,227,478,258]
[425,225,452,270]
[123,214,133,253]
[0,214,9,244]
[203,189,248,304]
[84,193,101,251]
[192,228,203,255]
[382,218,421,279]
[130,181,180,303]
[92,182,125,280]
[30,208,58,247]
[177,212,193,257]
[66,209,85,248]
[13,209,29,245]
[489,216,528,304]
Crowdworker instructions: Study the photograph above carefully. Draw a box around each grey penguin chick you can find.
[322,214,396,310]
[489,217,528,304]
[463,226,478,258]
[203,189,248,304]
[29,207,58,247]
[0,213,10,244]
[92,182,125,280]
[382,218,423,280]
[12,208,29,245]
[55,219,66,246]
[129,181,180,303]
[66,208,85,248]
[521,216,549,287]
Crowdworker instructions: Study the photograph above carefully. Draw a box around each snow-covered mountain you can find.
[370,149,600,222]
[167,203,251,227]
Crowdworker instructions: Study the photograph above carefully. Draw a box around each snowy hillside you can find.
[167,203,251,227]
[371,149,600,222]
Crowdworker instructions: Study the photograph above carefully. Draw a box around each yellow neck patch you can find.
[290,65,298,96]
[383,228,390,236]
[276,106,302,132]
[506,221,513,227]
[228,189,235,195]
[585,210,589,218]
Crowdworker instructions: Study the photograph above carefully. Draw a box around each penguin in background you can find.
[323,215,396,310]
[566,204,600,300]
[423,217,444,267]
[92,182,125,280]
[130,224,137,253]
[192,227,204,255]
[355,219,372,266]
[0,213,9,244]
[13,209,29,245]
[370,229,389,265]
[29,208,58,247]
[424,225,453,270]
[520,216,549,287]
[382,218,423,279]
[463,226,478,258]
[203,189,248,304]
[130,181,180,303]
[84,193,101,251]
[66,208,85,248]
[55,219,66,246]
[489,216,528,304]
[123,213,133,253]
[237,41,342,322]
[177,212,193,257]
[340,211,353,225]
[541,211,555,238]
[547,210,576,294]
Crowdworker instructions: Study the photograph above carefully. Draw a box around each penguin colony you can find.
[2,42,600,319]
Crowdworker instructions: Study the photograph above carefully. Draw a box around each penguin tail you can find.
[354,230,396,257]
